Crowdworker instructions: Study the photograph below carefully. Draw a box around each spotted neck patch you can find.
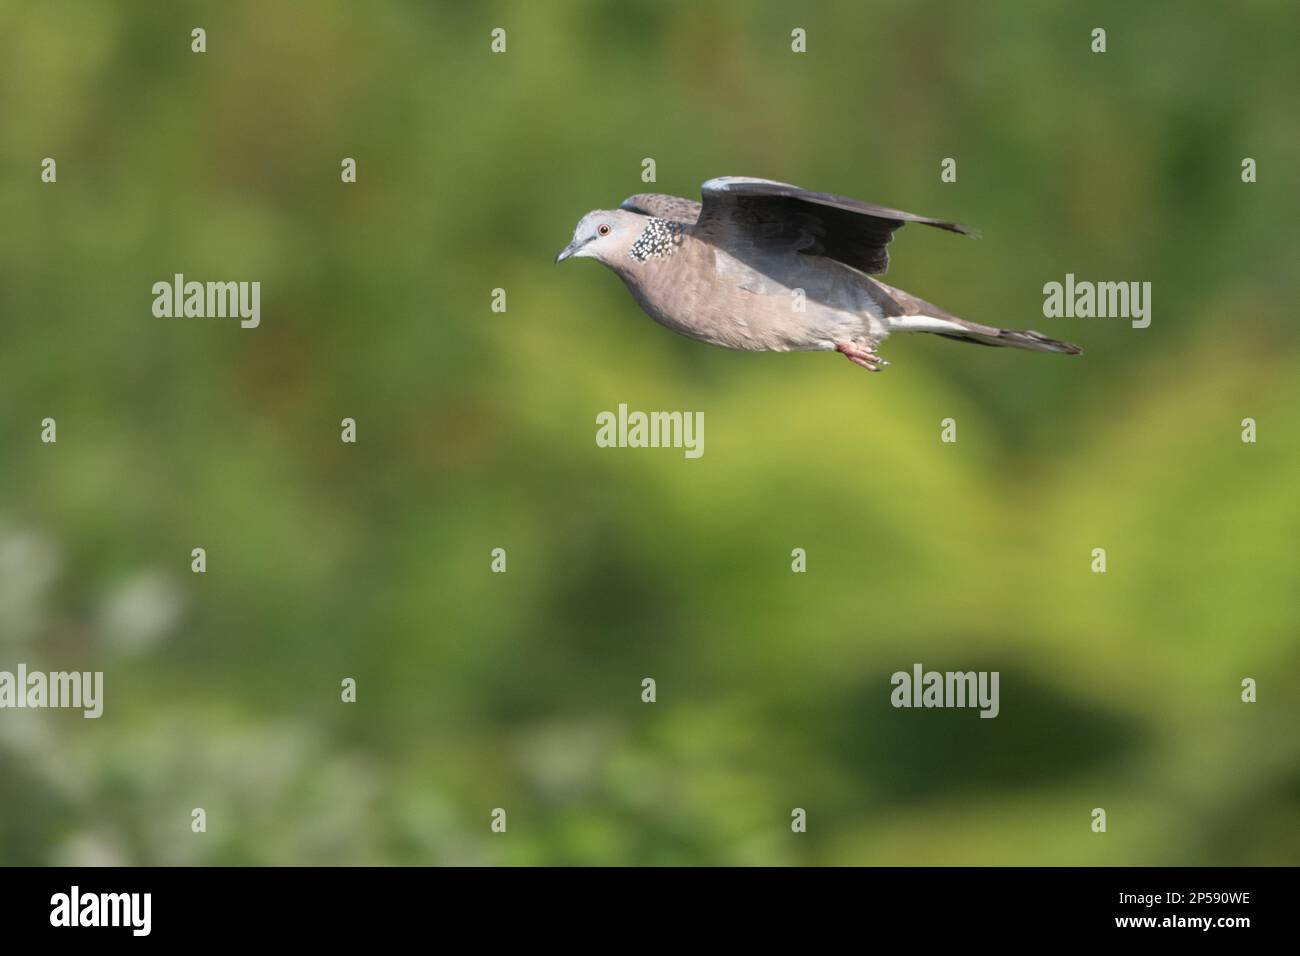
[629,217,685,262]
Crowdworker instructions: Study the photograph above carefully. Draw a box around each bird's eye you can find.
[597,224,611,237]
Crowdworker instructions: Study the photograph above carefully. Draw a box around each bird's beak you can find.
[555,239,584,264]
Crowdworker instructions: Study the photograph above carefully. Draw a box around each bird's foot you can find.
[836,343,890,372]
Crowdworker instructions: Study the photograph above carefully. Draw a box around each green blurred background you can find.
[2,0,1297,865]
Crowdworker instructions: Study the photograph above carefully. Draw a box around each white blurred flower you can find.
[99,571,184,653]
[54,831,128,867]
[0,525,60,645]
[513,720,616,801]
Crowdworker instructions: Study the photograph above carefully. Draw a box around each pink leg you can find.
[836,342,890,372]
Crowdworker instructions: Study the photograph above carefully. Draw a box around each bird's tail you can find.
[933,326,1082,354]
[892,314,1082,355]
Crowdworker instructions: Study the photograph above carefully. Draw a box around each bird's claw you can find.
[837,343,888,372]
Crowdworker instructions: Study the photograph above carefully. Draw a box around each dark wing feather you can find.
[619,193,702,224]
[694,177,976,275]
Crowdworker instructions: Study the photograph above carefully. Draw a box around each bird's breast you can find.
[615,240,881,352]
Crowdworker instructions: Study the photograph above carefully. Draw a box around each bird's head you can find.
[555,209,644,266]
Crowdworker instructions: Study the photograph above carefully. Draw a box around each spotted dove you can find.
[556,176,1081,372]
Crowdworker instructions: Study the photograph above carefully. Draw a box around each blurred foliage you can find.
[1,0,1298,865]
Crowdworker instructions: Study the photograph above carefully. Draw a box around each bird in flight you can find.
[556,176,1081,372]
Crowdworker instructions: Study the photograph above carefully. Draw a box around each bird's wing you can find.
[619,193,702,224]
[694,176,976,275]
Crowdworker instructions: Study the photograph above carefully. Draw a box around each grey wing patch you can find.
[710,247,777,293]
[695,176,977,275]
[620,193,702,224]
